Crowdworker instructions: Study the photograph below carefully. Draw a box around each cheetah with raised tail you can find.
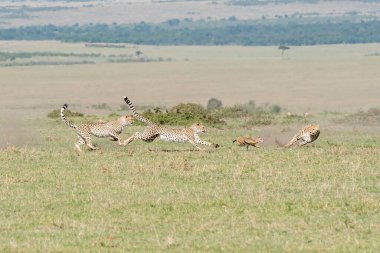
[123,96,219,150]
[61,104,133,152]
[279,124,320,148]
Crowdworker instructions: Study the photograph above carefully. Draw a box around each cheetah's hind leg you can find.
[75,135,85,153]
[84,138,99,151]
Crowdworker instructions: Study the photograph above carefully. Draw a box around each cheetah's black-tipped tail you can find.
[123,96,152,125]
[60,104,77,129]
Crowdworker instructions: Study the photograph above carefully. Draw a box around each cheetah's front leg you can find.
[188,140,203,150]
[194,138,219,148]
[123,132,140,145]
[297,135,312,147]
[298,140,310,147]
[109,133,125,146]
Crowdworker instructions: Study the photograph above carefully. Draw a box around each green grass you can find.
[0,50,170,67]
[1,115,380,252]
[0,41,379,252]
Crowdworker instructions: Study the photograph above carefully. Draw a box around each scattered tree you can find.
[247,100,256,112]
[207,98,223,111]
[271,104,282,114]
[278,45,290,57]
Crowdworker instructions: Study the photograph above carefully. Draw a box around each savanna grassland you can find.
[1,42,380,252]
[1,113,380,252]
[1,41,379,116]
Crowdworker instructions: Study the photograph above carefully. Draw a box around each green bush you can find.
[108,112,120,117]
[367,107,380,116]
[170,103,207,117]
[271,104,282,114]
[215,105,249,118]
[91,103,111,110]
[213,100,282,119]
[47,109,84,119]
[335,107,380,125]
[246,100,256,112]
[140,103,224,126]
[120,104,165,112]
[207,98,223,111]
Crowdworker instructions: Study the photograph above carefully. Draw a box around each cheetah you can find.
[61,104,133,152]
[233,136,263,150]
[123,96,219,150]
[279,124,320,148]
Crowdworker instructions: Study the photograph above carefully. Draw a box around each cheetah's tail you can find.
[60,104,77,129]
[123,96,152,125]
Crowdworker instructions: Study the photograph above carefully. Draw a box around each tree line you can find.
[1,20,380,45]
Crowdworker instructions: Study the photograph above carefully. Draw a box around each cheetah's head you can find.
[191,123,206,134]
[310,124,320,134]
[122,115,134,126]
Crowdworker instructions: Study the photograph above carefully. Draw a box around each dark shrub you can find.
[207,98,223,111]
[91,103,111,110]
[47,109,84,119]
[334,107,380,125]
[271,104,282,114]
[367,107,380,116]
[214,105,249,118]
[140,103,224,126]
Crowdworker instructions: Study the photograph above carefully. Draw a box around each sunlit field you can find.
[0,41,380,252]
[1,113,380,252]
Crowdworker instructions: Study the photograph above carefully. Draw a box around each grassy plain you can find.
[0,41,380,252]
[0,41,379,118]
[1,113,380,252]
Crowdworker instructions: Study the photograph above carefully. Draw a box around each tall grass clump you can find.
[211,100,284,126]
[140,103,224,126]
[207,98,223,111]
[91,103,112,110]
[334,107,380,125]
[47,109,84,119]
